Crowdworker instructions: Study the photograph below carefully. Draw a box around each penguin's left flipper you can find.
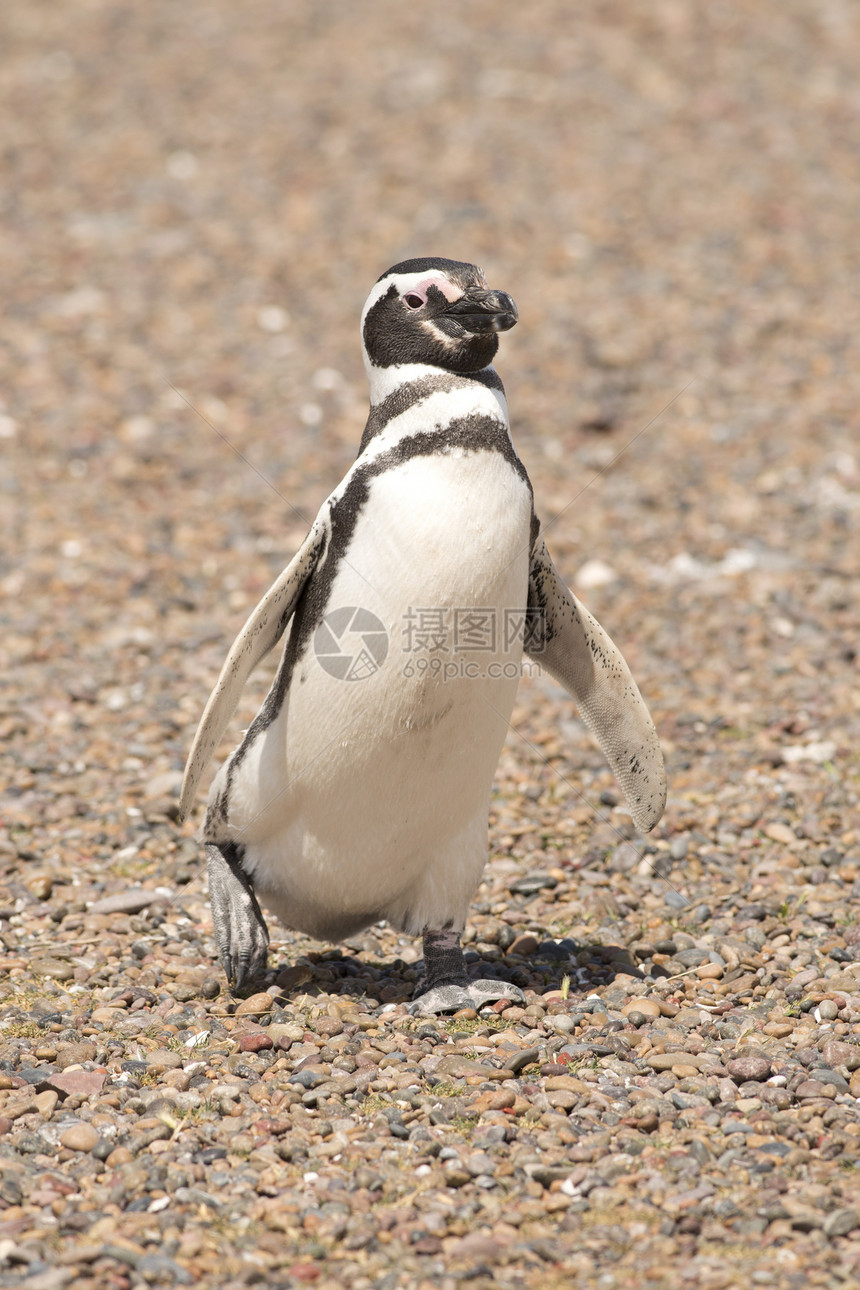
[526,537,667,834]
[179,512,329,821]
[206,843,270,989]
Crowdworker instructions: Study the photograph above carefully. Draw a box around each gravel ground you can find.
[2,2,860,1287]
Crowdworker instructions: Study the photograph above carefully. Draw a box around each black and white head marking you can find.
[361,257,518,378]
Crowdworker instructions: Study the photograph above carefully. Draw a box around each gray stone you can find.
[89,889,164,915]
[824,1208,860,1238]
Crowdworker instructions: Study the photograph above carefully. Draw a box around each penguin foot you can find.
[409,979,525,1016]
[206,842,270,990]
[409,926,525,1014]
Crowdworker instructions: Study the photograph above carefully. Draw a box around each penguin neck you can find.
[365,361,500,407]
[357,363,509,459]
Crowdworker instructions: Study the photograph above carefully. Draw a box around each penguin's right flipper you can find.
[179,514,329,820]
[206,843,270,989]
[525,537,667,834]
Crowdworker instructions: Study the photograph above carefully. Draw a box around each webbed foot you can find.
[410,979,525,1016]
[206,842,269,989]
[409,926,525,1015]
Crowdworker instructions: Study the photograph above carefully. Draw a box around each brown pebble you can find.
[56,1043,98,1070]
[796,1079,833,1099]
[646,1052,709,1071]
[59,1123,100,1152]
[313,1017,343,1037]
[31,957,75,981]
[465,1089,516,1113]
[106,1147,134,1167]
[240,1032,274,1052]
[821,1039,860,1070]
[276,965,313,991]
[622,998,661,1018]
[235,993,274,1017]
[47,1070,107,1099]
[34,1090,59,1116]
[727,1054,772,1082]
[145,1048,184,1072]
[507,934,540,956]
[161,1069,192,1090]
[763,1022,794,1038]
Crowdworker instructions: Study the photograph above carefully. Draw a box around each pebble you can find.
[30,958,75,982]
[235,993,274,1017]
[55,1043,98,1069]
[507,933,540,957]
[622,998,661,1018]
[239,1033,274,1052]
[47,1070,106,1099]
[727,1055,773,1083]
[145,1049,184,1072]
[824,1209,860,1239]
[89,889,164,915]
[59,1123,100,1153]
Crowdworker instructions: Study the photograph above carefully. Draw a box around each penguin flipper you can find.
[179,515,328,820]
[525,537,666,834]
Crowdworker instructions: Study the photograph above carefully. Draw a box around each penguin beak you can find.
[444,288,518,334]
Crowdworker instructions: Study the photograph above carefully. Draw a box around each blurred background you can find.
[2,1,858,881]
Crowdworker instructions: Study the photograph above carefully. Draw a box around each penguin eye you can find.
[403,293,424,309]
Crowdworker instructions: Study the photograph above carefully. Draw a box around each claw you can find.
[206,843,269,989]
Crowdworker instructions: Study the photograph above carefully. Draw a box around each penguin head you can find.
[361,257,517,378]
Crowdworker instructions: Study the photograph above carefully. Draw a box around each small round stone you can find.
[145,1048,183,1072]
[727,1054,772,1083]
[623,998,661,1019]
[60,1123,100,1153]
[235,993,273,1017]
[27,876,53,901]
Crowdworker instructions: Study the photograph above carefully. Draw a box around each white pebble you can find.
[576,559,617,589]
[257,305,289,333]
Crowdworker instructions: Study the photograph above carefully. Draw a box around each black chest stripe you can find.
[302,412,535,671]
[358,369,505,454]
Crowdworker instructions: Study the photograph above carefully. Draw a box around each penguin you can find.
[179,257,667,1014]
